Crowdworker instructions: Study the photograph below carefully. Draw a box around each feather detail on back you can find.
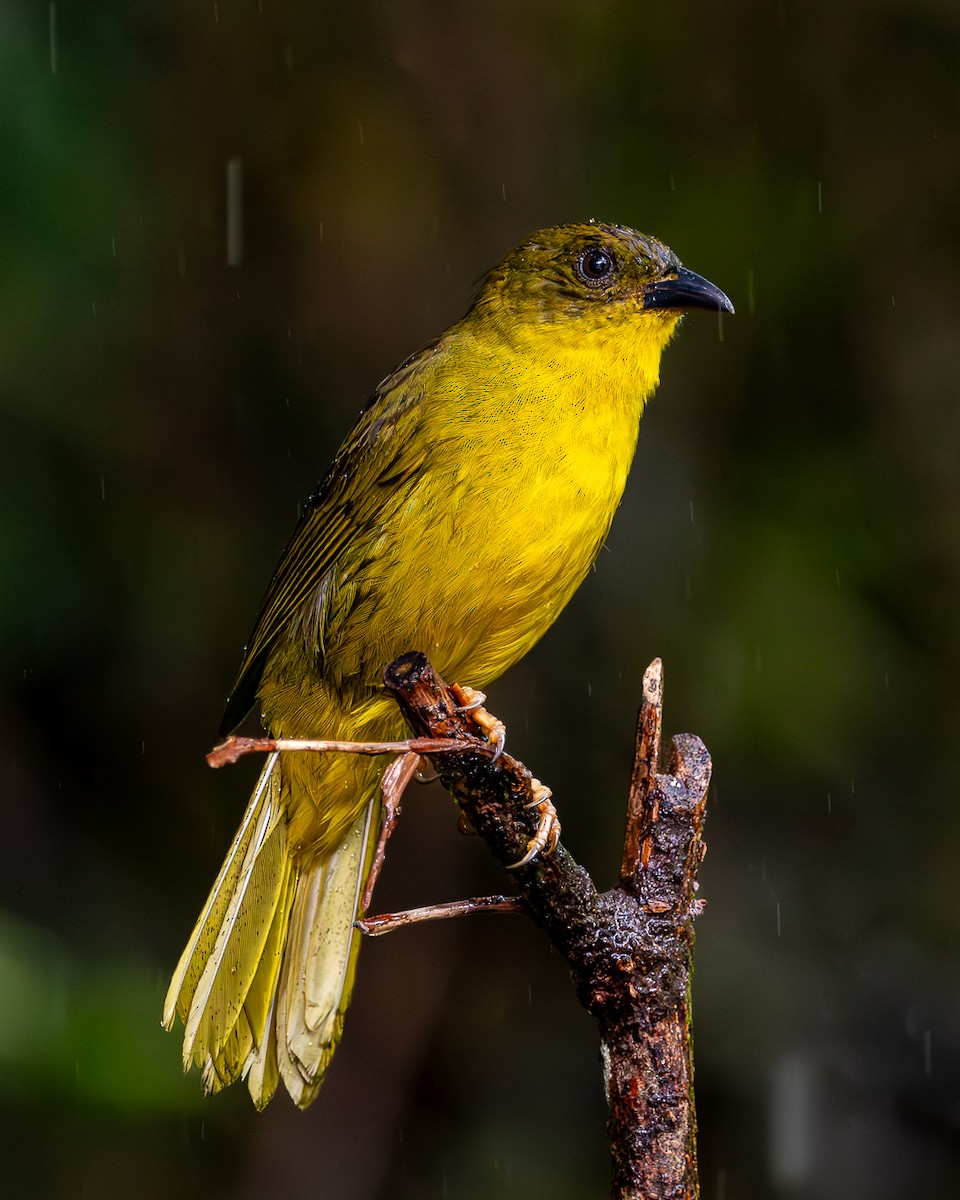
[219,348,439,736]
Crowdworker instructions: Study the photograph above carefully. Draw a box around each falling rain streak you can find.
[770,1055,814,1187]
[49,3,57,74]
[226,157,243,267]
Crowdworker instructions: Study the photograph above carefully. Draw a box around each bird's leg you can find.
[359,676,560,938]
[356,894,527,937]
[360,750,421,914]
[357,749,528,936]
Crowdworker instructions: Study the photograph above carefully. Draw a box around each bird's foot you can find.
[508,779,560,869]
[452,685,506,759]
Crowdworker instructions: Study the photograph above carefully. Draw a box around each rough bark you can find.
[382,652,711,1200]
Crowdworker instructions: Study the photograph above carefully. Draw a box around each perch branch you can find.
[382,651,711,1200]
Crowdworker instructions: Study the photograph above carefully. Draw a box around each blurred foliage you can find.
[1,1,959,1197]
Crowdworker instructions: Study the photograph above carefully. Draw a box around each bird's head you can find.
[471,221,733,355]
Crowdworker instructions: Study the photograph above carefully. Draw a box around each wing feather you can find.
[220,340,443,734]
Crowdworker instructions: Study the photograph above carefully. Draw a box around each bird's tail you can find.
[163,750,379,1108]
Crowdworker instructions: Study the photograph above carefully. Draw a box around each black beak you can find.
[642,266,734,314]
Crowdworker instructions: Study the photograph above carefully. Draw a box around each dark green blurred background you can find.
[2,1,958,1196]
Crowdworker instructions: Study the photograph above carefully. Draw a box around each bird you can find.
[163,221,733,1109]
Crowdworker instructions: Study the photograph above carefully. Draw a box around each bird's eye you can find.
[576,246,616,286]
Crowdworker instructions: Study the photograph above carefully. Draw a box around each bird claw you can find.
[450,684,554,864]
[454,686,487,713]
[454,685,506,759]
[508,779,560,869]
[414,759,439,784]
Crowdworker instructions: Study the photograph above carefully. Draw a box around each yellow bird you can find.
[163,222,732,1108]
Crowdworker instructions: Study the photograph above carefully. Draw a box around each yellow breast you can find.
[346,311,670,690]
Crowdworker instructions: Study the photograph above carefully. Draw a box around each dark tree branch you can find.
[382,651,711,1200]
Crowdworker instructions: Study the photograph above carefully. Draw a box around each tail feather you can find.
[184,818,286,1063]
[163,753,282,1038]
[164,753,291,1090]
[245,986,280,1108]
[165,750,382,1108]
[278,797,378,1107]
[243,860,297,1047]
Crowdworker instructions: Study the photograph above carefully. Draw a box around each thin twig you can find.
[358,895,526,936]
[206,732,483,769]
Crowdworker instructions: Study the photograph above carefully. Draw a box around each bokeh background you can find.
[2,1,958,1196]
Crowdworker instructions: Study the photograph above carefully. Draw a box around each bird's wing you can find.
[219,339,442,735]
